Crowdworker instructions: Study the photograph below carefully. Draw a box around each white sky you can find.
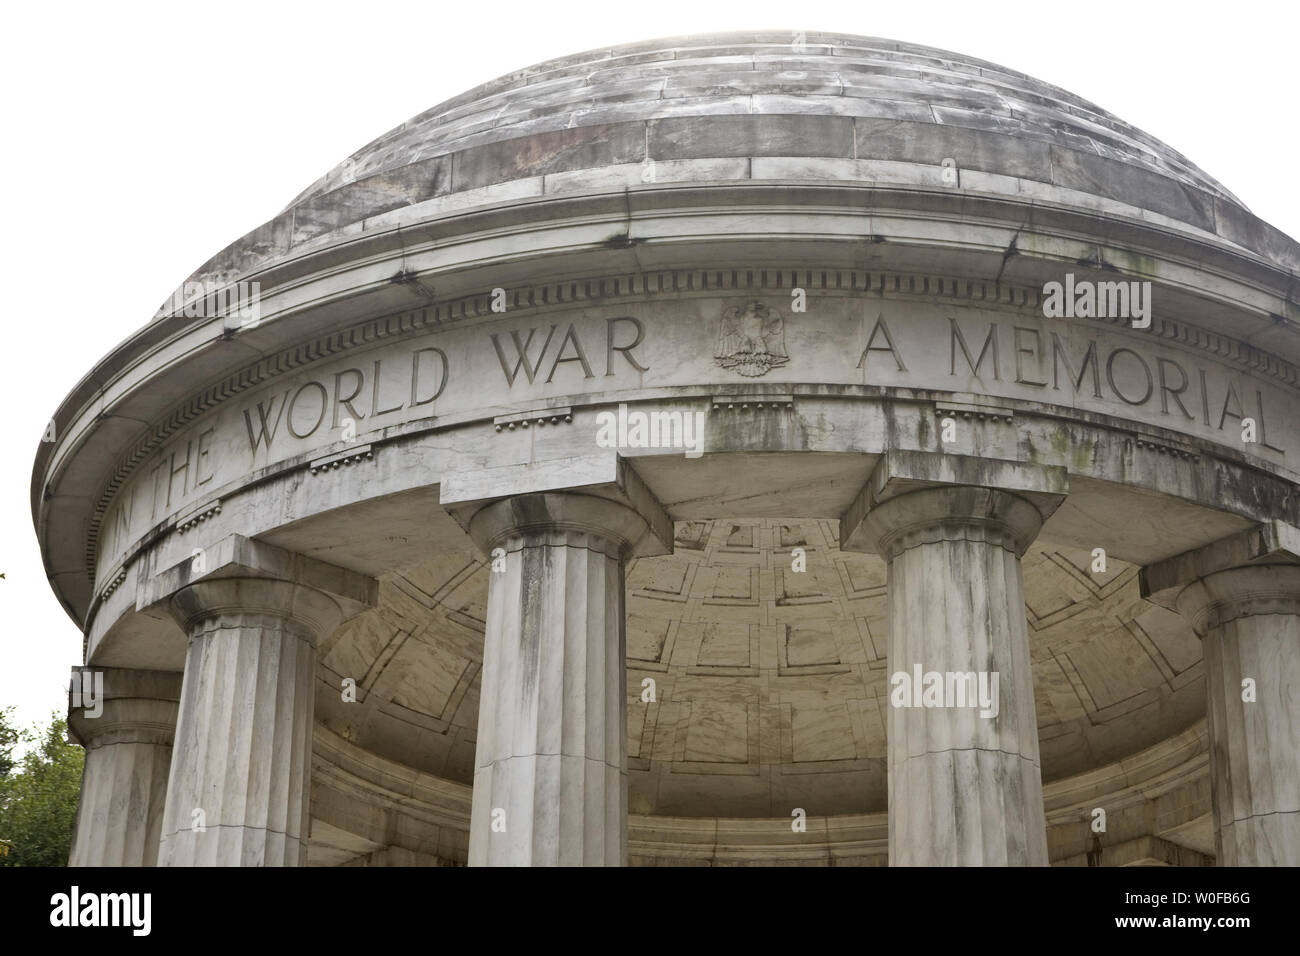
[2,0,1296,732]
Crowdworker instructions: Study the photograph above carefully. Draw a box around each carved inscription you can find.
[101,299,1291,567]
[946,317,1283,451]
[489,317,648,385]
[243,348,447,452]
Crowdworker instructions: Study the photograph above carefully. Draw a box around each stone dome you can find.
[168,30,1298,310]
[294,32,1238,207]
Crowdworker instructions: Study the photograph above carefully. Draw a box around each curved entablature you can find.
[32,150,1300,609]
[78,279,1295,638]
[34,243,1300,626]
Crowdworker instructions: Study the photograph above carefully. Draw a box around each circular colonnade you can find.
[35,32,1300,866]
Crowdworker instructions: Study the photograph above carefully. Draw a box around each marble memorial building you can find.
[36,32,1300,866]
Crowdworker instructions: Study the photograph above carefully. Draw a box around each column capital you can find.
[840,451,1067,558]
[1172,566,1300,637]
[1139,522,1300,635]
[1140,520,1300,625]
[68,668,180,867]
[67,666,182,749]
[1143,522,1300,863]
[137,534,377,640]
[440,453,673,558]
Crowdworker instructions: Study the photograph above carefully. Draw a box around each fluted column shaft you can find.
[157,578,344,866]
[68,667,181,866]
[868,486,1050,866]
[467,494,638,866]
[1172,566,1300,865]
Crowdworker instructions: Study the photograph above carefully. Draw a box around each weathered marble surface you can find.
[305,720,1214,866]
[67,667,181,866]
[455,492,664,865]
[152,540,376,866]
[881,507,1049,865]
[468,527,627,865]
[444,469,667,864]
[1143,527,1300,865]
[1174,566,1300,865]
[843,453,1064,864]
[243,31,1265,285]
[157,586,319,865]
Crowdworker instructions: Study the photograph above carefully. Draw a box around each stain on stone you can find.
[1072,434,1097,473]
[1092,248,1158,281]
[1049,429,1069,459]
[517,545,546,700]
[513,494,556,530]
[1073,253,1122,273]
[389,268,437,300]
[996,232,1020,283]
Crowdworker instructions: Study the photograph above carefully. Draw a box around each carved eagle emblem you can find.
[714,301,789,377]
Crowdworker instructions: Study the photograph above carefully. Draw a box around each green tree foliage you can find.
[0,706,20,779]
[0,710,84,866]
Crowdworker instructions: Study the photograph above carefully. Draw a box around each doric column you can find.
[1142,522,1300,866]
[441,455,672,866]
[139,535,375,867]
[842,451,1066,866]
[67,666,182,866]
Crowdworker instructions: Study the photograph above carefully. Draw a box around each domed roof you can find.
[169,30,1299,311]
[290,31,1240,210]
